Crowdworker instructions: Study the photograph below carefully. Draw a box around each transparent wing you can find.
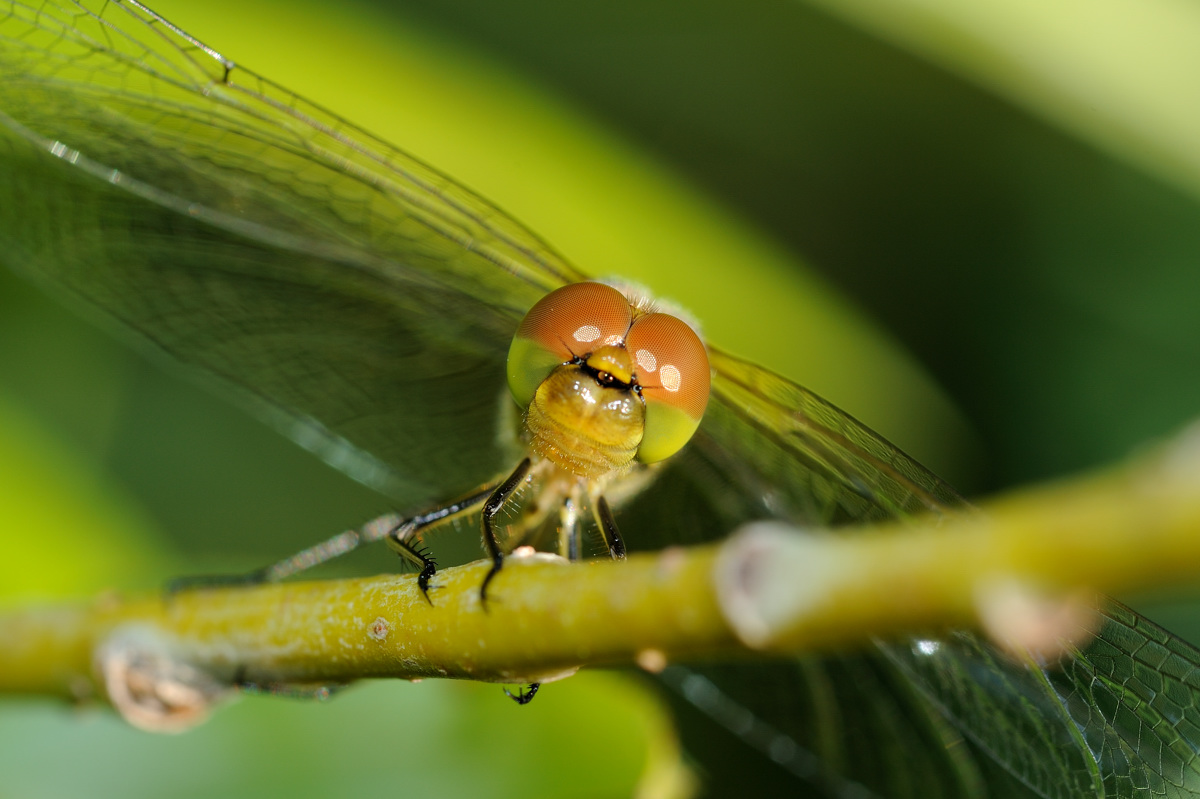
[3,2,1200,797]
[703,345,963,523]
[881,603,1200,799]
[0,0,580,505]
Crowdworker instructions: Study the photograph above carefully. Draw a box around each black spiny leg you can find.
[479,457,533,608]
[387,484,499,604]
[387,531,439,605]
[594,495,627,560]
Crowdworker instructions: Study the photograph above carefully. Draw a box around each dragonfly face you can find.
[509,281,710,477]
[3,1,1200,796]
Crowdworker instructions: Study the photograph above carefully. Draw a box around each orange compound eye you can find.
[507,283,634,409]
[625,312,710,463]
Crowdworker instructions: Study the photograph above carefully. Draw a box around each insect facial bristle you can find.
[596,277,705,340]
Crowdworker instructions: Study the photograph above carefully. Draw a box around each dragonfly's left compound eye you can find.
[626,312,710,462]
[507,282,633,408]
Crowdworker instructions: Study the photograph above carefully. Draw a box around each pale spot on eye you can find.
[603,334,624,346]
[635,348,657,373]
[573,324,601,343]
[660,364,681,391]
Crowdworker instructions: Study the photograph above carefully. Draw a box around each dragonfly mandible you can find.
[2,1,1200,796]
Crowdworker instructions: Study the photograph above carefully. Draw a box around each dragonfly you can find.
[2,1,1199,796]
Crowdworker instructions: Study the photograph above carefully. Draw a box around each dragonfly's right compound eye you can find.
[506,282,633,408]
[625,311,710,463]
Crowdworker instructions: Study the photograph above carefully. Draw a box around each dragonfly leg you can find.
[501,492,621,707]
[504,682,540,705]
[558,493,582,561]
[386,484,500,604]
[166,516,401,593]
[476,457,536,705]
[386,529,439,605]
[593,495,627,560]
[479,457,533,608]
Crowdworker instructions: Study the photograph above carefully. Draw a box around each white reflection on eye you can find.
[635,348,657,373]
[660,364,681,392]
[573,324,601,343]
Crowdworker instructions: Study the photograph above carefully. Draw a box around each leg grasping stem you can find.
[479,457,533,607]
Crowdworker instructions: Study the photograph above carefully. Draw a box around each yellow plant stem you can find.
[0,548,733,702]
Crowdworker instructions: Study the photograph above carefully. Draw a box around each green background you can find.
[2,0,1199,795]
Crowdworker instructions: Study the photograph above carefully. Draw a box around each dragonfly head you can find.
[507,282,711,477]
